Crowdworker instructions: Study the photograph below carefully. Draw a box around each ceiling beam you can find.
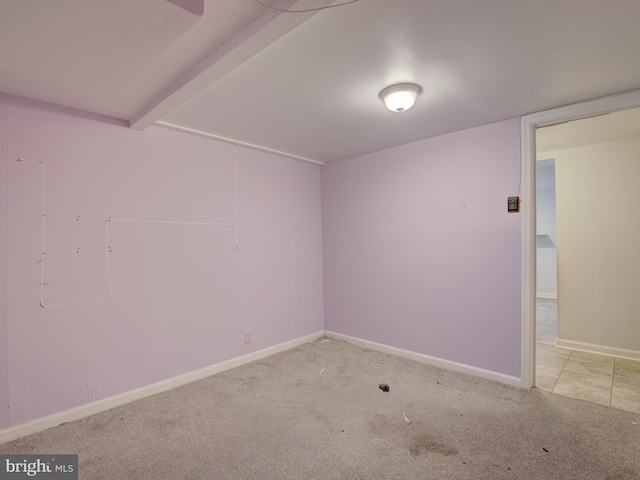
[156,121,325,165]
[130,0,335,130]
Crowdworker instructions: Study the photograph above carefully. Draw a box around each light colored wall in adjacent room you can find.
[551,136,640,353]
[0,93,324,429]
[321,118,522,377]
[535,164,557,297]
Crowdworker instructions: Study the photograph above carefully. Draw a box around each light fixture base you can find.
[379,83,422,112]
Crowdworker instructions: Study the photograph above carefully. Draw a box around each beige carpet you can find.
[2,337,639,479]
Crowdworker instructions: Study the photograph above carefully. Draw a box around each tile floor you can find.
[535,297,640,414]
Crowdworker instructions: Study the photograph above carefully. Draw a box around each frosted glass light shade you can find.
[379,83,422,112]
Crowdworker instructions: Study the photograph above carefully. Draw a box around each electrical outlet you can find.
[245,330,253,344]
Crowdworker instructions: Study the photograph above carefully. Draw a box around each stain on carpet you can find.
[605,468,640,480]
[410,436,458,456]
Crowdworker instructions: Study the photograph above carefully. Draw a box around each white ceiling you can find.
[536,107,640,154]
[536,105,640,191]
[2,0,640,164]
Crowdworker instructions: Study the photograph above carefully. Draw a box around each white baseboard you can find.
[555,338,640,361]
[324,331,521,388]
[0,330,324,445]
[536,293,557,299]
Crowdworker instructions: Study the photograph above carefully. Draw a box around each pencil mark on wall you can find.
[86,378,98,402]
[17,156,239,308]
[234,145,239,251]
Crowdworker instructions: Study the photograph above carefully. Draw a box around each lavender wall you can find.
[0,93,324,429]
[0,101,9,429]
[322,119,522,377]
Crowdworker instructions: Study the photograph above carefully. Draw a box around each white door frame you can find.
[520,88,640,388]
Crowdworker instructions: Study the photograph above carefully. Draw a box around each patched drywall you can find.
[0,93,324,429]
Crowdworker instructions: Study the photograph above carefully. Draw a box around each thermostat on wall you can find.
[507,196,520,213]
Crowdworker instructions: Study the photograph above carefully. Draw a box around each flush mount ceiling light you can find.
[379,83,422,113]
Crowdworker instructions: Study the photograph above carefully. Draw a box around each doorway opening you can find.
[520,89,640,396]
